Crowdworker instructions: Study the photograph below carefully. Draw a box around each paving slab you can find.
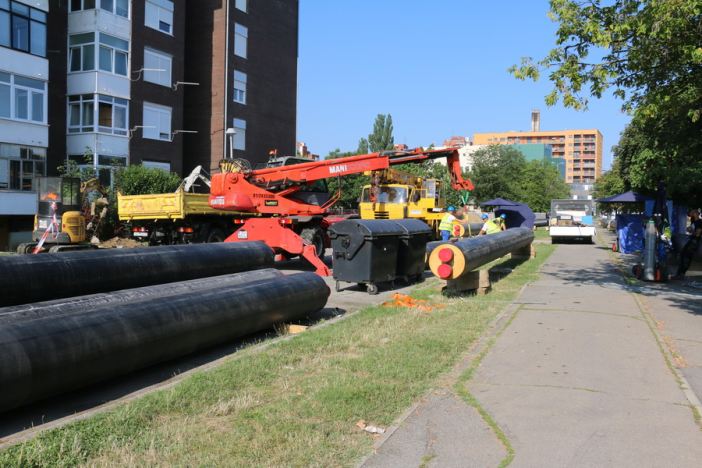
[362,390,506,468]
[366,241,702,467]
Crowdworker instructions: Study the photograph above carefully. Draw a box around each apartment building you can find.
[0,0,50,248]
[61,0,186,182]
[0,0,299,249]
[473,112,603,184]
[183,0,299,172]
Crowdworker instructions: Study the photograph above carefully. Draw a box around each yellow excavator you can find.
[17,176,108,253]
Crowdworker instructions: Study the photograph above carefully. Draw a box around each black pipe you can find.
[0,271,329,413]
[0,268,284,321]
[429,228,534,279]
[0,242,274,307]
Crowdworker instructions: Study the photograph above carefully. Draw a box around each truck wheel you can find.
[206,228,226,243]
[300,227,325,260]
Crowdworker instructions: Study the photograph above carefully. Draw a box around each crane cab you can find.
[359,178,447,234]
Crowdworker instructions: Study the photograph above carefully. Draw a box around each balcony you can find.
[0,189,37,216]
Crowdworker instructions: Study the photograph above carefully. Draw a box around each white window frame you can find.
[68,32,96,73]
[98,33,129,77]
[233,70,247,104]
[145,0,174,35]
[98,94,128,136]
[69,0,96,12]
[142,102,172,142]
[0,71,47,124]
[100,0,129,18]
[234,23,248,58]
[233,118,246,151]
[1,144,46,191]
[144,48,172,87]
[67,94,95,133]
[235,0,247,13]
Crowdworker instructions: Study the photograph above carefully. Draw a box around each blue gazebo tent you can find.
[480,198,536,229]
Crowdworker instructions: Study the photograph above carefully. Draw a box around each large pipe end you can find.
[429,244,465,280]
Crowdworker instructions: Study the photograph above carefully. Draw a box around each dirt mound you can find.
[99,237,143,249]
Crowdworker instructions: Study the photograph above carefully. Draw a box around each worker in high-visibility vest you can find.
[480,213,507,235]
[439,206,458,241]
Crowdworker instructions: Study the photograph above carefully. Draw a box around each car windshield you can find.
[360,186,408,203]
[551,200,593,216]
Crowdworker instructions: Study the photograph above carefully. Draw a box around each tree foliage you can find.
[468,145,571,212]
[114,164,182,196]
[367,114,394,152]
[511,0,702,204]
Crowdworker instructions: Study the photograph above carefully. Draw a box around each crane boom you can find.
[207,147,473,277]
[209,148,472,215]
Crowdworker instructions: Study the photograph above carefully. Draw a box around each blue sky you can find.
[296,0,631,169]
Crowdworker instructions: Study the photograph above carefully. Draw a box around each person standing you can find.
[672,208,702,280]
[439,206,458,241]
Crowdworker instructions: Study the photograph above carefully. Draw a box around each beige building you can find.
[473,129,603,184]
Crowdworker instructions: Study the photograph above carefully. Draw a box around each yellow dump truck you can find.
[118,189,252,244]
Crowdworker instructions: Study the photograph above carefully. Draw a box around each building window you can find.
[68,94,128,135]
[142,102,171,141]
[68,153,126,187]
[99,33,129,76]
[0,71,46,123]
[142,160,171,172]
[0,144,46,191]
[69,33,96,72]
[144,48,172,87]
[98,95,128,135]
[235,0,247,13]
[145,0,174,35]
[0,1,46,57]
[234,23,247,58]
[233,70,246,104]
[69,33,128,76]
[67,94,95,133]
[233,118,246,150]
[100,0,129,18]
[69,0,96,12]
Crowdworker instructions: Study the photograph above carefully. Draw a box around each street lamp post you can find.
[225,128,236,160]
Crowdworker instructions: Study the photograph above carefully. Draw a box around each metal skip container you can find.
[393,219,433,282]
[328,219,403,294]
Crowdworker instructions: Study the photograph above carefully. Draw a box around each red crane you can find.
[209,147,473,276]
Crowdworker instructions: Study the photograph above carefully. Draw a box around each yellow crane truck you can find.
[358,168,448,234]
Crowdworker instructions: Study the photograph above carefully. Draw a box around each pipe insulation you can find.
[0,241,274,307]
[0,271,330,413]
[428,227,534,280]
[0,268,284,321]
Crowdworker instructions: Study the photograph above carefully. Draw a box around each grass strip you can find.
[1,245,554,467]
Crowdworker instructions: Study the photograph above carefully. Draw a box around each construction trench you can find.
[0,227,534,441]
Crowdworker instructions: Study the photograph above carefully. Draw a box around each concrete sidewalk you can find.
[364,243,702,467]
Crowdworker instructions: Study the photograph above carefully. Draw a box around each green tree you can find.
[593,158,627,200]
[367,114,394,152]
[357,138,369,154]
[518,160,571,212]
[325,148,369,209]
[510,0,702,203]
[114,164,182,195]
[468,146,528,202]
